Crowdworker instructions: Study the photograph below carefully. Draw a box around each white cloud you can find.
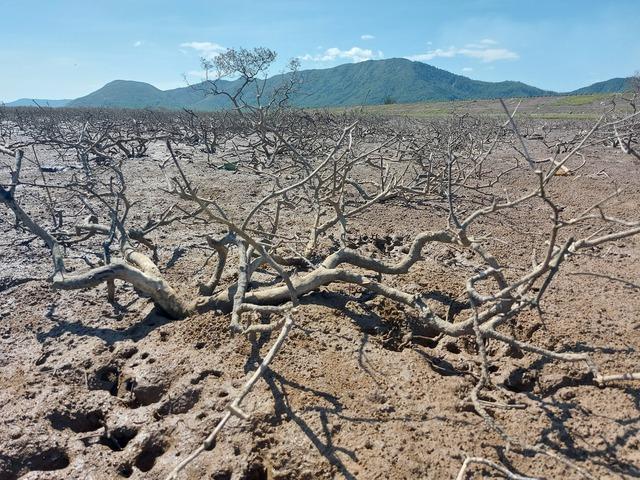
[408,47,457,61]
[461,47,518,62]
[180,41,226,60]
[407,40,518,63]
[361,34,375,40]
[133,40,142,47]
[300,47,383,63]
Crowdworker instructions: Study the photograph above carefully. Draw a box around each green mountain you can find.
[284,59,553,107]
[4,98,70,107]
[68,58,556,110]
[569,77,631,95]
[68,80,169,109]
[14,58,633,111]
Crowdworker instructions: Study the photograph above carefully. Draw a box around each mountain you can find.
[67,59,555,110]
[4,98,70,107]
[281,59,553,107]
[68,80,169,109]
[568,77,631,95]
[11,58,633,111]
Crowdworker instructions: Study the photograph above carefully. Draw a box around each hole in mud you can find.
[48,410,104,433]
[504,367,537,393]
[124,377,135,392]
[140,352,149,359]
[444,342,461,354]
[134,444,165,472]
[13,447,70,476]
[99,426,138,451]
[117,463,133,478]
[243,462,268,480]
[117,346,138,359]
[505,345,525,359]
[212,470,232,480]
[89,365,120,396]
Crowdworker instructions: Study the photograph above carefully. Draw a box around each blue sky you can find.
[1,0,638,101]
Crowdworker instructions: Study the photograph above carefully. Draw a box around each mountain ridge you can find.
[4,58,633,110]
[68,58,556,110]
[4,98,71,107]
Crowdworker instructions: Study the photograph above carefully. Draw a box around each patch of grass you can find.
[553,94,609,107]
[324,94,619,119]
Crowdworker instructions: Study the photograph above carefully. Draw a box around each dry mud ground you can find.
[0,126,639,479]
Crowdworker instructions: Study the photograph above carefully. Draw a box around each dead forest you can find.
[1,50,640,479]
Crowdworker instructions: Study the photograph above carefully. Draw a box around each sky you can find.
[1,0,639,101]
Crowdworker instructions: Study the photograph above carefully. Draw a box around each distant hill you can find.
[568,77,631,95]
[68,80,168,109]
[4,98,70,107]
[8,58,633,111]
[68,59,555,110]
[274,59,554,107]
